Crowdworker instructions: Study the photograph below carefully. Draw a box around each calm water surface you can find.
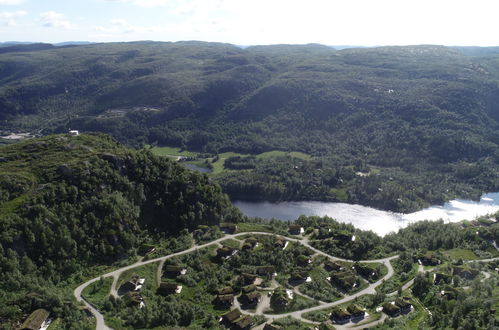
[233,192,499,236]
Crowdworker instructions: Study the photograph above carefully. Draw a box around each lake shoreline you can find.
[233,192,499,236]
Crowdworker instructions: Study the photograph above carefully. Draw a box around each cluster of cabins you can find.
[157,264,186,296]
[120,275,146,308]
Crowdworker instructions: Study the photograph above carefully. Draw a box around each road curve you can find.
[74,231,398,329]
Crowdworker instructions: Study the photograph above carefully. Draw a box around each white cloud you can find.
[103,0,171,7]
[0,0,25,5]
[40,11,74,29]
[96,18,164,34]
[0,10,26,26]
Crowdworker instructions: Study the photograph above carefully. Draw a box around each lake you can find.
[233,192,499,236]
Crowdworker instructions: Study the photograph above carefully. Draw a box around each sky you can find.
[1,0,498,46]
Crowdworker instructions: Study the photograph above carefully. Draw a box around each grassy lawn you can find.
[443,248,479,260]
[149,145,313,175]
[148,146,198,158]
[81,277,113,308]
[116,262,160,293]
[236,222,276,233]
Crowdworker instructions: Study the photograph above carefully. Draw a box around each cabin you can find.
[241,284,257,294]
[19,309,49,330]
[333,230,353,243]
[240,273,258,285]
[124,291,144,307]
[239,291,261,306]
[330,308,351,324]
[433,272,452,284]
[163,265,187,277]
[157,282,182,295]
[274,239,288,250]
[440,286,462,300]
[330,271,357,290]
[289,270,310,284]
[354,263,379,280]
[382,302,401,317]
[68,130,79,136]
[395,298,412,313]
[219,223,237,234]
[216,246,238,260]
[270,289,291,311]
[221,309,242,325]
[234,315,254,330]
[289,224,304,235]
[263,323,282,330]
[296,255,312,267]
[217,286,234,295]
[257,265,276,276]
[452,266,479,280]
[418,252,441,266]
[347,304,365,319]
[137,243,155,256]
[221,309,254,330]
[193,225,211,240]
[213,294,235,308]
[324,260,343,272]
[242,237,258,250]
[120,276,145,292]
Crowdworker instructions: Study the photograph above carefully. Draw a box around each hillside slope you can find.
[0,133,239,328]
[1,41,499,210]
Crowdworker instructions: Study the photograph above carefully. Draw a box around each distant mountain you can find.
[0,43,54,54]
[0,41,498,210]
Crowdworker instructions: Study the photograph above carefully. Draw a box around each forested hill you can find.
[1,41,499,210]
[0,133,240,327]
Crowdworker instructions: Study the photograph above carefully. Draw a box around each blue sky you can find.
[1,0,498,46]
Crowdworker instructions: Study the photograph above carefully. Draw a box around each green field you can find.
[149,146,313,175]
[81,277,113,308]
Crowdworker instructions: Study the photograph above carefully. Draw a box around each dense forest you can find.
[0,133,241,329]
[1,41,499,211]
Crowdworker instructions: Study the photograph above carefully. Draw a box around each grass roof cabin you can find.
[217,286,234,295]
[219,223,237,234]
[270,288,292,311]
[433,272,453,285]
[330,307,351,324]
[452,266,480,280]
[241,284,257,294]
[330,271,358,291]
[216,246,238,260]
[347,304,365,319]
[289,270,310,284]
[418,252,441,266]
[324,260,343,272]
[123,291,144,307]
[296,254,312,267]
[19,309,49,330]
[157,282,182,295]
[382,302,401,317]
[257,265,276,277]
[242,237,258,250]
[289,224,303,235]
[234,315,254,330]
[163,264,187,277]
[263,323,282,330]
[395,298,412,313]
[239,291,261,306]
[353,263,379,281]
[240,273,258,285]
[213,294,235,308]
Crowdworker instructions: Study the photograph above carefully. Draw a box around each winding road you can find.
[74,231,497,330]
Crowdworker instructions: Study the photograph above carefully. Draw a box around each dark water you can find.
[233,192,499,236]
[184,163,212,173]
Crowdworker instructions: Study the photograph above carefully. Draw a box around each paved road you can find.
[74,231,400,329]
